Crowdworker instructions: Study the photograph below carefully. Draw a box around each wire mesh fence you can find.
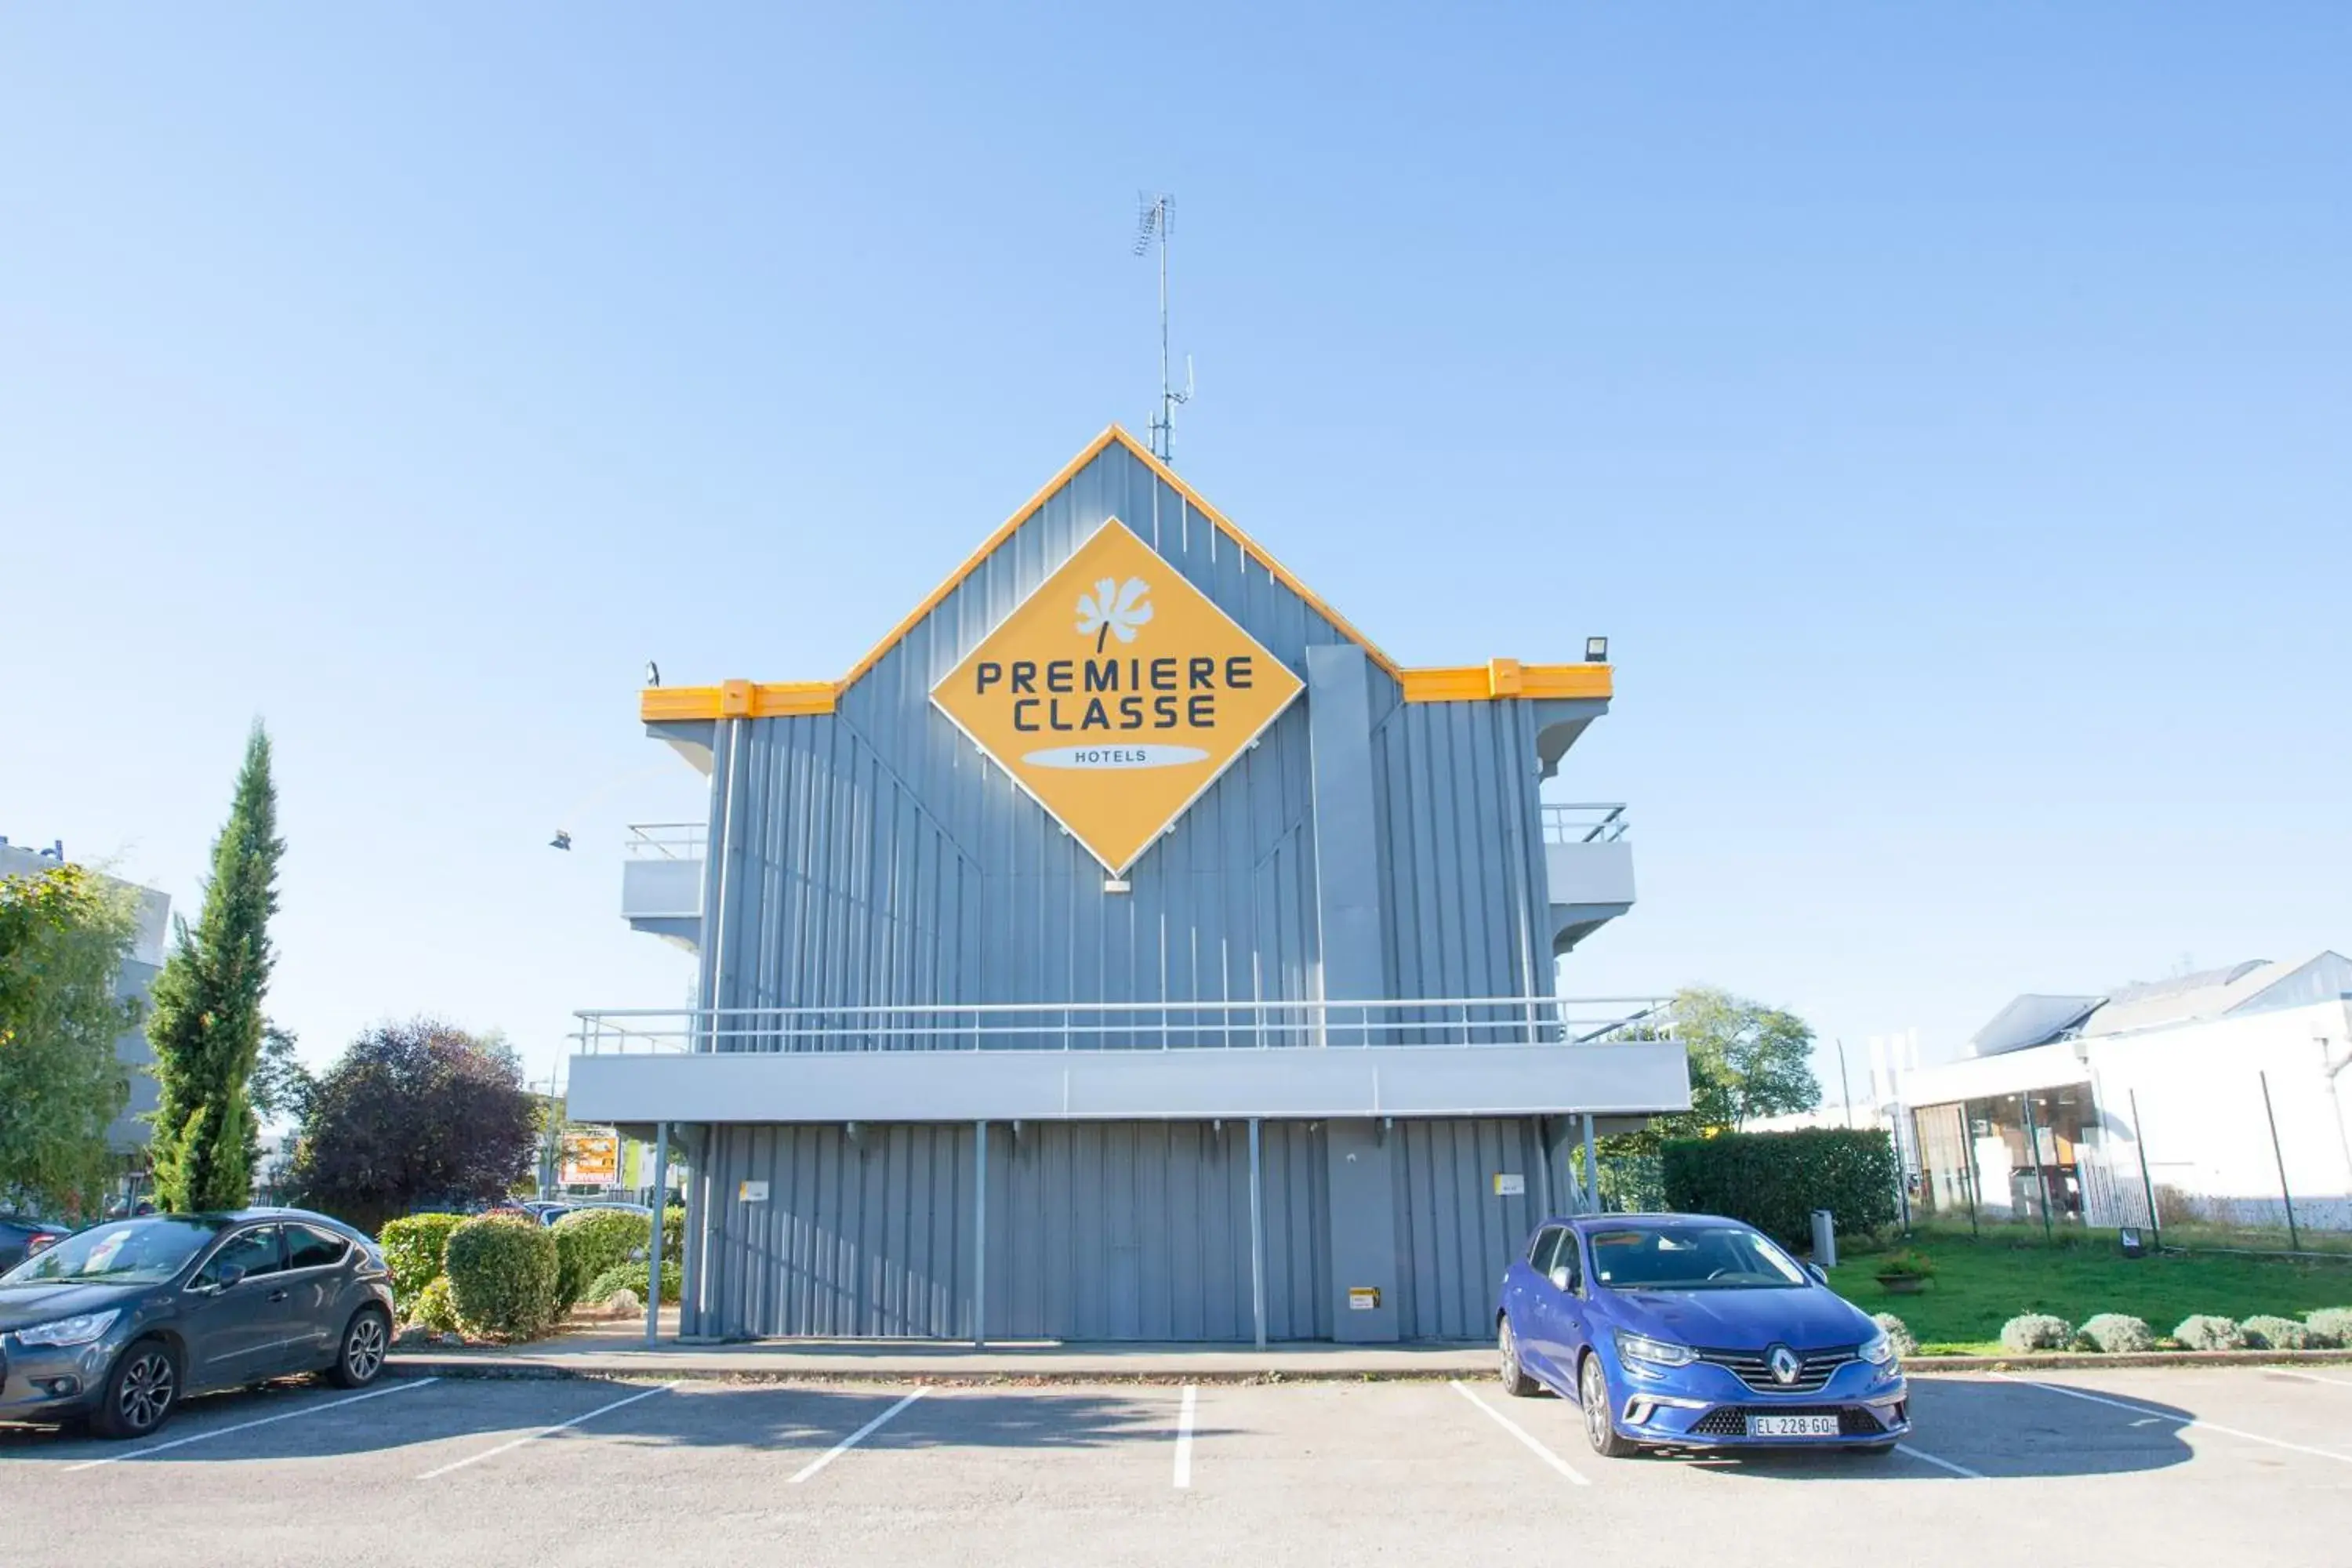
[1903,1069,2352,1256]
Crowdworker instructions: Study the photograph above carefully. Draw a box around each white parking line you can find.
[64,1378,438,1472]
[416,1381,675,1480]
[788,1388,927,1485]
[1894,1442,1984,1479]
[1991,1374,2352,1467]
[1173,1385,1196,1490]
[2274,1370,2352,1391]
[1448,1380,1590,1486]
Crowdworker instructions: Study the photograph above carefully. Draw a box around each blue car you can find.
[1496,1213,1909,1457]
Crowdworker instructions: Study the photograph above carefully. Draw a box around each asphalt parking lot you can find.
[3,1367,2350,1566]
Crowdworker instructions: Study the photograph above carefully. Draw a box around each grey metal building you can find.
[568,426,1687,1343]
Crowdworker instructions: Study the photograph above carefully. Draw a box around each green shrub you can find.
[663,1204,685,1260]
[586,1259,681,1305]
[2000,1313,2074,1353]
[2303,1307,2352,1348]
[1870,1312,1917,1356]
[1874,1249,1935,1279]
[406,1275,460,1334]
[2241,1314,2312,1350]
[2076,1313,2155,1354]
[1660,1128,1898,1245]
[443,1215,560,1340]
[379,1213,467,1306]
[553,1208,652,1312]
[2173,1314,2246,1351]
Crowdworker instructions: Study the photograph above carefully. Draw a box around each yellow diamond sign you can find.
[933,517,1305,874]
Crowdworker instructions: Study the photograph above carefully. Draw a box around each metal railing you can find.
[624,822,707,860]
[571,995,1675,1057]
[1542,803,1629,844]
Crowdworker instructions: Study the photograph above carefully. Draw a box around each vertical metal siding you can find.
[1389,1117,1550,1341]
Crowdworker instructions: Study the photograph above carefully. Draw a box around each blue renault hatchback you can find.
[1496,1213,1908,1457]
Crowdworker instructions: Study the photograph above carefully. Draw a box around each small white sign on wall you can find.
[1493,1173,1526,1196]
[739,1179,770,1203]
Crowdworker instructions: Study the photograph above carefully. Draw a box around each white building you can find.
[1898,954,2352,1232]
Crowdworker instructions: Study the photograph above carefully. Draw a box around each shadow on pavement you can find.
[0,1375,1215,1465]
[1657,1374,2196,1481]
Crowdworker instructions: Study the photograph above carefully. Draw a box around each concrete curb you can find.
[382,1345,2352,1386]
[1902,1348,2352,1372]
[382,1359,1486,1388]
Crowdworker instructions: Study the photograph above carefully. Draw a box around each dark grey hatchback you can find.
[0,1208,395,1439]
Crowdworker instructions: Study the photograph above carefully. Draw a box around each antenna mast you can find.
[1132,192,1191,463]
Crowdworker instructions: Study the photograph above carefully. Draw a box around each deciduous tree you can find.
[0,865,140,1212]
[285,1019,539,1235]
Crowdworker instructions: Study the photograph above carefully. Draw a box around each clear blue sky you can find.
[5,5,2346,1102]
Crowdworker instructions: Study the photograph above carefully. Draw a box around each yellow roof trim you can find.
[639,427,1610,722]
[1398,661,1612,704]
[645,662,1610,721]
[640,681,838,723]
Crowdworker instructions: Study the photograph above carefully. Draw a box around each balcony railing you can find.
[572,995,1674,1056]
[625,822,707,859]
[1542,803,1628,844]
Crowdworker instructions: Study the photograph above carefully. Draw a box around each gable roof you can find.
[640,424,1613,721]
[839,424,1399,688]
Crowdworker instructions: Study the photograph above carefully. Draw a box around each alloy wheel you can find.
[118,1348,175,1432]
[1581,1356,1608,1447]
[1498,1320,1516,1385]
[346,1314,387,1382]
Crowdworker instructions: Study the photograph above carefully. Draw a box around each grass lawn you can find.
[1825,1231,2352,1354]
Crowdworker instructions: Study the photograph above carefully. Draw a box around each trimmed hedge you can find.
[407,1276,461,1334]
[1659,1128,1898,1244]
[554,1208,652,1312]
[444,1215,560,1339]
[379,1213,467,1307]
[2173,1314,2246,1351]
[587,1259,681,1306]
[2307,1307,2352,1348]
[2241,1315,2312,1350]
[2001,1313,2074,1352]
[2076,1313,2156,1354]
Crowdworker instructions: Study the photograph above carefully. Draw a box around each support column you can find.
[1582,1115,1599,1214]
[1248,1119,1267,1348]
[644,1120,670,1346]
[973,1120,989,1347]
[1324,1119,1399,1343]
[1306,645,1386,1036]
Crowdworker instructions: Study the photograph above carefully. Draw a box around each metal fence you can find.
[571,995,1677,1057]
[1541,803,1629,844]
[1906,1071,2352,1252]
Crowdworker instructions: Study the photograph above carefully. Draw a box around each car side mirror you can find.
[1805,1262,1828,1284]
[201,1261,247,1293]
[1548,1265,1575,1294]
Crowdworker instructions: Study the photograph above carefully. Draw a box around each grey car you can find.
[0,1208,396,1439]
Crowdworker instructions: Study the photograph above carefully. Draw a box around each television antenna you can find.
[1132,192,1192,463]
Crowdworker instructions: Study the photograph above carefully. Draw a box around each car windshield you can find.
[1586,1225,1808,1290]
[0,1216,230,1287]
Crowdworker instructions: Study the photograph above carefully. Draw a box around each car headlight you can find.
[14,1308,120,1348]
[1614,1330,1695,1367]
[1862,1330,1898,1367]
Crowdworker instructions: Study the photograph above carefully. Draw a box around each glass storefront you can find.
[1909,1085,2093,1225]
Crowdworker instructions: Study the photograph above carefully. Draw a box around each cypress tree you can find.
[147,722,283,1211]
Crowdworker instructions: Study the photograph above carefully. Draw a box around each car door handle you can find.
[267,1288,289,1303]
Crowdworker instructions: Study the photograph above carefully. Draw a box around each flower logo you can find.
[1075,575,1153,652]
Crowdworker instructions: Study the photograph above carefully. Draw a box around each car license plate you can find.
[1747,1414,1840,1438]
